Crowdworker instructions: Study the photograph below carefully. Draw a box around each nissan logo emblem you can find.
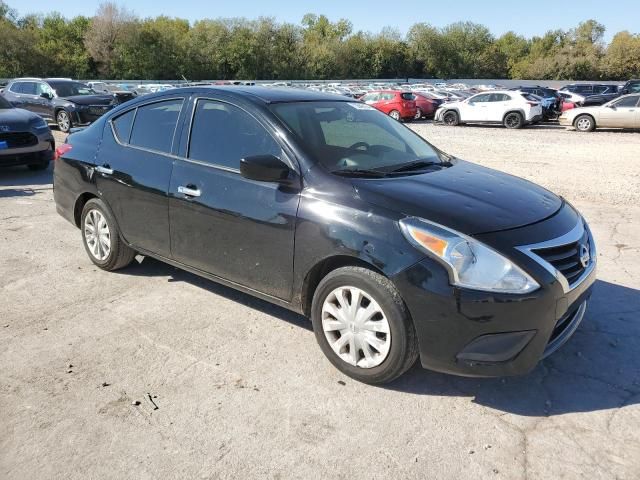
[579,244,590,268]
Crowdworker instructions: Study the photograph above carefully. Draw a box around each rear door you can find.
[168,96,300,300]
[95,96,186,257]
[486,93,510,121]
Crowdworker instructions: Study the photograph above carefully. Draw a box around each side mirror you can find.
[40,92,52,100]
[240,154,297,186]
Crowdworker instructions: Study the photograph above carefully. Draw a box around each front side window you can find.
[129,99,183,153]
[611,96,639,108]
[48,81,95,97]
[188,99,282,170]
[470,94,491,103]
[271,101,445,174]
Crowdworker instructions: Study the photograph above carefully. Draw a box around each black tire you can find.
[80,198,136,271]
[56,109,72,133]
[27,161,49,171]
[311,266,419,384]
[442,110,459,126]
[503,112,524,129]
[574,114,595,132]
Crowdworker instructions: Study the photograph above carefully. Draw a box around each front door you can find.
[95,97,186,258]
[169,97,300,301]
[599,95,640,128]
[463,93,491,121]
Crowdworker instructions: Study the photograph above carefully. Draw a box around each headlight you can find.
[399,217,540,294]
[29,116,48,129]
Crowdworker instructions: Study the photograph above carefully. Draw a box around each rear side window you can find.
[129,99,183,153]
[111,109,136,143]
[489,93,511,102]
[400,93,414,100]
[188,99,282,170]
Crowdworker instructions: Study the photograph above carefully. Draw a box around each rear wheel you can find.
[414,108,422,120]
[504,112,524,129]
[442,110,459,126]
[311,266,419,384]
[389,110,401,121]
[81,198,136,271]
[574,114,595,132]
[56,110,72,133]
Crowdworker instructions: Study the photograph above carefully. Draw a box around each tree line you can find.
[1,1,639,81]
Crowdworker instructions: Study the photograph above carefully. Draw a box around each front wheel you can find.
[574,114,595,132]
[503,112,524,129]
[311,267,419,384]
[81,198,136,271]
[56,110,72,133]
[442,110,459,126]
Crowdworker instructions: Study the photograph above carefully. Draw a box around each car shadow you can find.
[117,256,638,416]
[120,255,312,332]
[0,163,53,188]
[384,279,640,417]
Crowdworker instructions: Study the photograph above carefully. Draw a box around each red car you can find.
[413,92,441,119]
[360,90,417,121]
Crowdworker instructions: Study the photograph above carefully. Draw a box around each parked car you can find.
[1,78,126,133]
[0,95,54,170]
[512,86,562,119]
[360,90,417,121]
[559,94,640,132]
[620,79,640,95]
[435,91,543,129]
[54,86,596,384]
[413,92,440,119]
[560,84,620,107]
[87,81,137,102]
[559,91,585,106]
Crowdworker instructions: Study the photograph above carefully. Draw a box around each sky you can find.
[8,0,640,41]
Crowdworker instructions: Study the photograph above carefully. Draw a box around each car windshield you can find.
[49,81,95,97]
[271,101,446,175]
[0,96,13,109]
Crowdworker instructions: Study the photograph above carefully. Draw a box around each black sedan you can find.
[0,95,54,170]
[53,87,596,384]
[2,78,127,133]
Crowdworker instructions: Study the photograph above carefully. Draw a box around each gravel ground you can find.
[1,125,639,480]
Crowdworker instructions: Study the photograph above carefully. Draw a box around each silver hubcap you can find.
[58,112,70,131]
[576,118,591,130]
[84,209,111,261]
[390,111,400,120]
[322,286,391,369]
[415,109,422,119]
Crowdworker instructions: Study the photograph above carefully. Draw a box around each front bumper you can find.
[558,115,573,127]
[391,208,596,377]
[0,134,55,167]
[72,106,114,125]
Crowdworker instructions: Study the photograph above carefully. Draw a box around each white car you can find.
[559,94,640,132]
[558,90,586,105]
[435,91,543,129]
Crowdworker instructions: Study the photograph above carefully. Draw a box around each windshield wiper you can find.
[385,159,442,174]
[331,168,388,178]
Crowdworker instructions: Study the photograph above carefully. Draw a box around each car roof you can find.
[186,86,352,104]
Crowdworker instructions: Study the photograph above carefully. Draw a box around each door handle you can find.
[178,185,201,197]
[95,165,113,175]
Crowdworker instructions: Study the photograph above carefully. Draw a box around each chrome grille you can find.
[531,230,590,287]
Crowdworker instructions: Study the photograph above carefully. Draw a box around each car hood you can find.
[352,160,562,235]
[61,95,115,106]
[0,107,39,130]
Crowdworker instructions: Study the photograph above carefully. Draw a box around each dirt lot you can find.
[1,124,639,480]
